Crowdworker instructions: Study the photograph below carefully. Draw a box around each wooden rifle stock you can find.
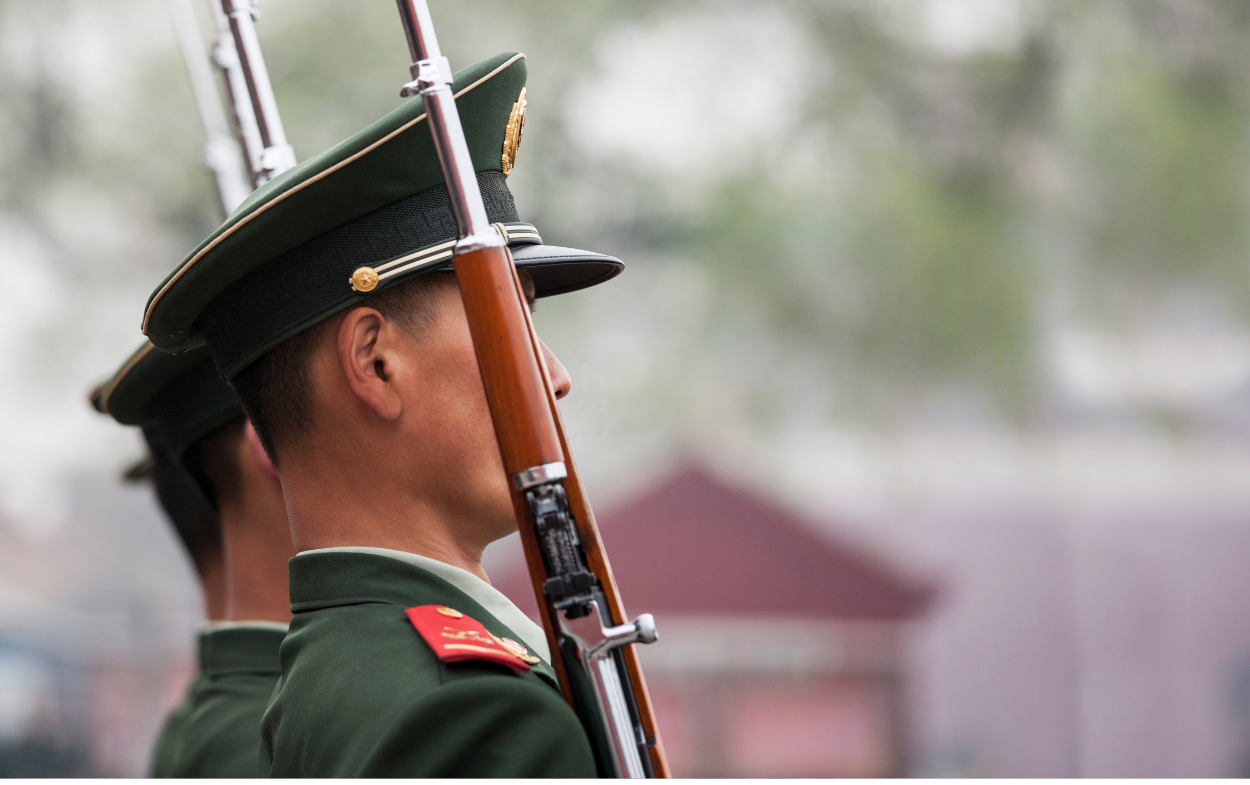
[393,1,665,772]
[453,245,670,777]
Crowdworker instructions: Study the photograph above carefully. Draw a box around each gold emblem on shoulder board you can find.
[501,87,527,176]
[499,637,541,665]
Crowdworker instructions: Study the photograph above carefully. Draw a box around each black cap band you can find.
[198,173,517,379]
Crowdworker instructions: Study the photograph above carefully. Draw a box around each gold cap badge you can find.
[349,266,379,293]
[501,87,526,176]
[435,606,464,619]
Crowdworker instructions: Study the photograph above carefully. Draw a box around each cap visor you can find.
[437,243,623,298]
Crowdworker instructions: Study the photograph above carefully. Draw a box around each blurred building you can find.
[0,637,86,777]
[497,465,933,778]
[0,526,88,776]
[0,482,200,777]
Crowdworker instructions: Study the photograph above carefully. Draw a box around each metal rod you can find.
[394,0,498,253]
[167,0,250,214]
[396,0,440,74]
[209,0,264,185]
[217,0,295,185]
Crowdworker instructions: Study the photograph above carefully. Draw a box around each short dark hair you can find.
[183,416,247,510]
[149,452,222,575]
[231,272,454,465]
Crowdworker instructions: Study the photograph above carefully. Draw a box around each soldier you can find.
[92,343,295,777]
[141,52,621,777]
[124,448,223,777]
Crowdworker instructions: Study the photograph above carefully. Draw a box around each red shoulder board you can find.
[405,605,532,673]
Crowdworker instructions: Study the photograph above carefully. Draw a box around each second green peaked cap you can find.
[92,343,243,460]
[143,51,622,378]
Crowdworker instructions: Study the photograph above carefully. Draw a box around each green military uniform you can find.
[260,549,593,777]
[92,345,285,778]
[148,683,198,778]
[167,624,286,777]
[140,51,622,778]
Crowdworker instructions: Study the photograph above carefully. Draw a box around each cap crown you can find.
[144,52,526,361]
[144,51,622,380]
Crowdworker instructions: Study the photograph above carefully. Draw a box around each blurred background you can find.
[2,0,1250,776]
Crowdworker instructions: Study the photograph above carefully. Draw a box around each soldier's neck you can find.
[219,460,296,623]
[195,546,227,622]
[280,458,493,583]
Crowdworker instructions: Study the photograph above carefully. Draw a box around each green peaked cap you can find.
[143,51,622,379]
[91,342,243,460]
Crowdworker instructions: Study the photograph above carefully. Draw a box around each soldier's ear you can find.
[336,306,403,422]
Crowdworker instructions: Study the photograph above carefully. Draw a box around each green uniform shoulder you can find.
[148,675,204,778]
[260,552,596,778]
[365,663,593,778]
[169,626,285,778]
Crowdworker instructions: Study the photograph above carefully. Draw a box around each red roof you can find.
[495,465,932,621]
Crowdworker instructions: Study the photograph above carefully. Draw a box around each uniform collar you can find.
[202,619,290,634]
[197,625,286,677]
[288,549,557,685]
[299,546,550,664]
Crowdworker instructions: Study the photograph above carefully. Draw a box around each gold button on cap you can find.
[435,606,464,619]
[350,266,379,292]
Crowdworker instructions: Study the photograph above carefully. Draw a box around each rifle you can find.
[167,0,250,214]
[167,0,294,202]
[393,1,669,777]
[212,0,295,186]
